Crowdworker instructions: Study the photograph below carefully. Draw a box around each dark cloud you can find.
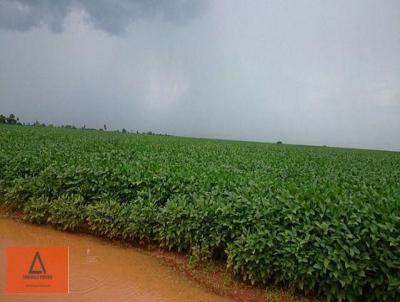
[0,0,72,32]
[0,0,207,34]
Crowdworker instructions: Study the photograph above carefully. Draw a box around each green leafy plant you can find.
[48,194,86,231]
[87,198,128,239]
[23,196,51,224]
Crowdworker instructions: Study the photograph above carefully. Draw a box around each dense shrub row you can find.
[1,125,400,301]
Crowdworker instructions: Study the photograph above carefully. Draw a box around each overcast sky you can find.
[0,0,399,151]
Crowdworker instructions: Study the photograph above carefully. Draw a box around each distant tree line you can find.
[0,112,170,136]
[0,113,21,125]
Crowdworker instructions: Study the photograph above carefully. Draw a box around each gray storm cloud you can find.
[0,0,207,33]
[0,0,399,151]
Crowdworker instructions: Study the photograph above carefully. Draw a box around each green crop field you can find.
[1,124,399,301]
